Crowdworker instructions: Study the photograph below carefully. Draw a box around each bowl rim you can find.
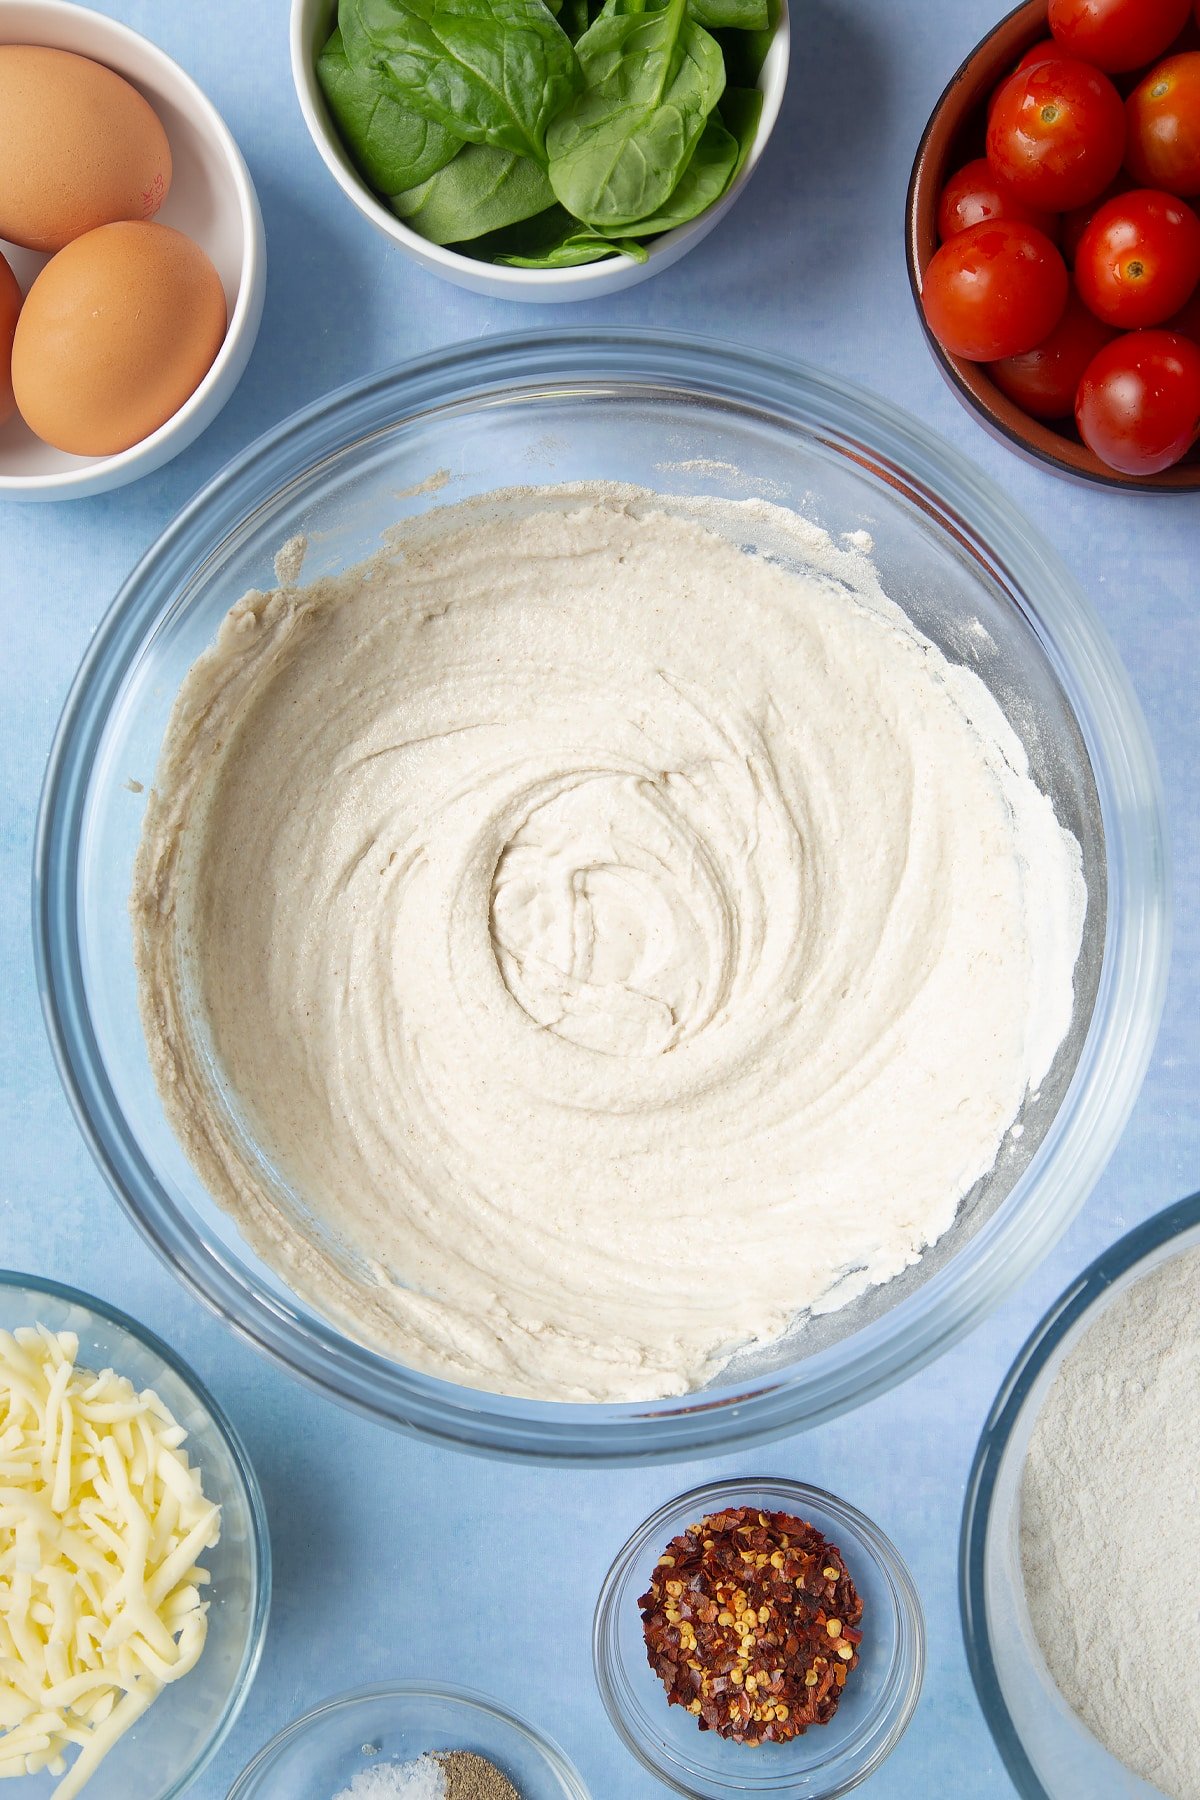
[0,1264,273,1800]
[224,1677,593,1799]
[959,1191,1200,1800]
[287,0,791,290]
[592,1475,925,1799]
[0,0,265,496]
[903,0,1200,493]
[32,326,1171,1464]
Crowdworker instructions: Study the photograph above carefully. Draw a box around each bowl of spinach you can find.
[290,0,789,298]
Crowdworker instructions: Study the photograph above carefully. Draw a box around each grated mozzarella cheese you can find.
[0,1326,221,1798]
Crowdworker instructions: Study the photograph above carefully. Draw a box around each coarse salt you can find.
[333,1756,447,1800]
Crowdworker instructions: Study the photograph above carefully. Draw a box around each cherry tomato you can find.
[1163,285,1200,336]
[1048,0,1192,74]
[1061,174,1133,260]
[989,43,1061,121]
[1126,55,1200,198]
[921,221,1070,361]
[987,58,1126,212]
[1017,39,1061,73]
[1075,189,1200,326]
[1076,329,1200,471]
[987,292,1118,416]
[937,159,1060,241]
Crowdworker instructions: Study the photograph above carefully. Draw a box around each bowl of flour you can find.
[962,1192,1200,1800]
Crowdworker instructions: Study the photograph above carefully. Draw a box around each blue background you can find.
[2,1,1197,1794]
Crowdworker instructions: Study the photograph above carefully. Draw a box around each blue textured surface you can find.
[2,2,1197,1795]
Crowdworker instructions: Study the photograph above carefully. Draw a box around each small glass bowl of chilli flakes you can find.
[593,1479,924,1799]
[640,1507,866,1745]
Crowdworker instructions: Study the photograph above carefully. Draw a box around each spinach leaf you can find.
[466,200,575,255]
[317,25,462,192]
[710,0,777,85]
[559,0,592,39]
[687,0,767,29]
[546,0,725,228]
[339,0,391,67]
[717,83,762,184]
[390,141,555,241]
[487,82,754,254]
[470,200,576,255]
[476,205,648,262]
[601,0,767,23]
[344,0,581,162]
[499,230,647,264]
[609,112,736,234]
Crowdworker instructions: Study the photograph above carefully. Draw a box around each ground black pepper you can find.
[437,1750,521,1800]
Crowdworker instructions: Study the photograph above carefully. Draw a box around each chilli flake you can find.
[639,1506,864,1746]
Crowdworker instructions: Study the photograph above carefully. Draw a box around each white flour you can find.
[1022,1245,1200,1799]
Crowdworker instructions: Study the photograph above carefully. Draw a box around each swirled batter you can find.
[132,487,1086,1401]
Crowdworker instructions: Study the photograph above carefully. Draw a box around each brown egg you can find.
[12,222,227,457]
[0,252,20,426]
[0,45,172,253]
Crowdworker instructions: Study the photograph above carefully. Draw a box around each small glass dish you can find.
[961,1192,1200,1800]
[0,1270,271,1800]
[226,1680,591,1799]
[593,1477,924,1798]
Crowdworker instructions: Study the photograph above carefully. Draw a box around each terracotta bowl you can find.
[906,0,1200,493]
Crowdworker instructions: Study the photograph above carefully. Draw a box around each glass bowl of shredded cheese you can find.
[0,1270,271,1799]
[226,1680,590,1800]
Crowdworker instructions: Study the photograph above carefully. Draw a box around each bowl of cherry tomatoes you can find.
[907,0,1200,489]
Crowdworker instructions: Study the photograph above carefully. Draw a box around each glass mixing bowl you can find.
[594,1477,923,1798]
[0,1271,271,1798]
[34,329,1169,1462]
[227,1681,590,1800]
[960,1194,1200,1800]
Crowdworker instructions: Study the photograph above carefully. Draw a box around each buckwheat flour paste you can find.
[132,485,1086,1402]
[1021,1246,1200,1800]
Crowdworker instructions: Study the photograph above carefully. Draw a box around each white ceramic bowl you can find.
[289,0,790,301]
[0,0,265,501]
